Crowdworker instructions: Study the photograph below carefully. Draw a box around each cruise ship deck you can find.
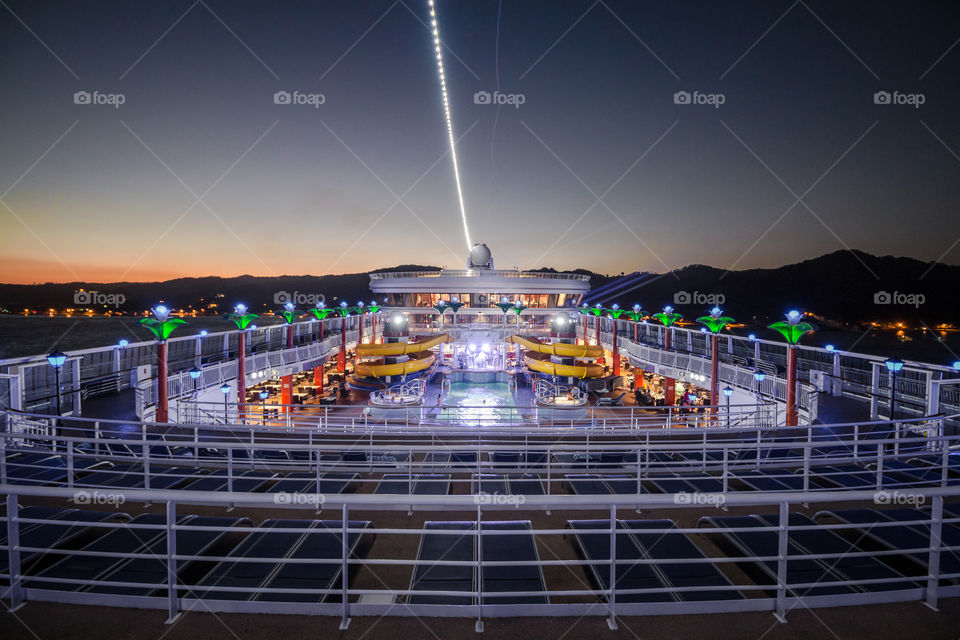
[2,247,959,636]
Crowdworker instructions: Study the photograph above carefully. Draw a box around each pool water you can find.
[437,381,523,424]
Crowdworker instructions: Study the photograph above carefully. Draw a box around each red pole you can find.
[237,331,246,419]
[358,313,364,345]
[338,317,346,372]
[286,324,293,349]
[612,319,620,376]
[281,374,292,412]
[710,333,719,410]
[786,345,798,426]
[156,341,168,423]
[582,315,587,344]
[664,326,672,352]
[314,365,324,391]
[371,314,377,344]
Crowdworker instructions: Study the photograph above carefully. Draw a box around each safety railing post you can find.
[66,442,74,488]
[143,441,151,491]
[6,493,24,611]
[340,504,351,630]
[476,505,484,633]
[876,446,884,491]
[165,500,180,623]
[853,424,859,461]
[894,421,901,458]
[721,448,729,493]
[607,504,618,630]
[942,445,950,488]
[774,501,788,623]
[925,496,943,611]
[227,448,234,493]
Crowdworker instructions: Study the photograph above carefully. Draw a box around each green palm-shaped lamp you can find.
[335,301,354,317]
[605,303,626,319]
[624,304,645,322]
[769,310,816,345]
[303,300,335,322]
[225,303,258,330]
[494,297,515,314]
[139,304,187,341]
[653,305,683,327]
[446,297,465,314]
[696,306,735,334]
[278,302,297,325]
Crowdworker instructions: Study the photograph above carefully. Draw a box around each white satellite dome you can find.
[468,243,493,269]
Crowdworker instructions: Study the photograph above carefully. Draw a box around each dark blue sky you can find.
[1,0,958,283]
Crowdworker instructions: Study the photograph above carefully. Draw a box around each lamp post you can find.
[605,304,627,376]
[753,370,766,394]
[624,304,645,344]
[304,301,334,343]
[696,307,735,414]
[220,383,231,423]
[188,366,201,392]
[768,310,816,427]
[259,389,269,426]
[46,350,66,445]
[139,305,187,423]
[356,301,365,345]
[653,305,683,352]
[225,304,258,421]
[278,302,298,348]
[188,367,201,422]
[335,301,354,372]
[723,385,733,426]
[885,357,905,419]
[367,302,381,344]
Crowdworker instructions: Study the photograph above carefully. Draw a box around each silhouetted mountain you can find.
[0,251,955,323]
[599,250,956,325]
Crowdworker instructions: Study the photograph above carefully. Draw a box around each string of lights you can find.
[428,0,472,251]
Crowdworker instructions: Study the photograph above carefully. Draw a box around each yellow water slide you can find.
[507,334,603,359]
[356,351,435,378]
[523,352,604,379]
[356,334,453,356]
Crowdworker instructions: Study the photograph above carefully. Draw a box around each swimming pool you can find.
[437,381,525,425]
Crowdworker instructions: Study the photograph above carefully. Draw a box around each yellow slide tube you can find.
[507,334,603,359]
[356,334,453,356]
[523,353,604,379]
[356,352,435,378]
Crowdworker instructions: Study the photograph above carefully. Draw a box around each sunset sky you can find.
[1,1,959,284]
